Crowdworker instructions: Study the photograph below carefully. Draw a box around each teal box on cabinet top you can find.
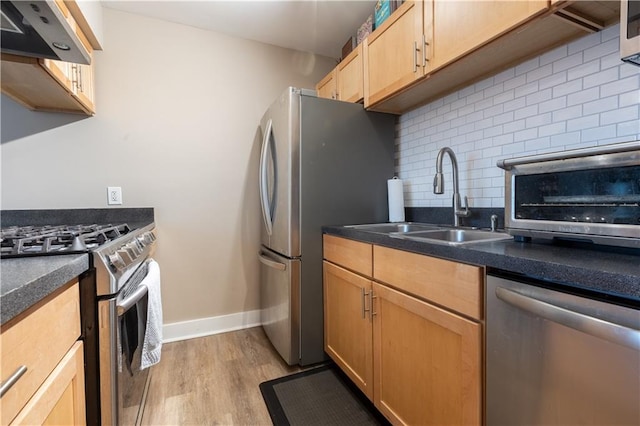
[374,0,392,29]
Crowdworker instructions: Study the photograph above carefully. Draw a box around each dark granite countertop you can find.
[324,225,640,304]
[1,254,90,325]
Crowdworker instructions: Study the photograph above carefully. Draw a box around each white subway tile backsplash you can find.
[552,104,583,122]
[553,52,583,73]
[540,45,568,65]
[600,75,640,97]
[396,25,640,208]
[582,96,618,115]
[583,67,619,89]
[600,105,639,125]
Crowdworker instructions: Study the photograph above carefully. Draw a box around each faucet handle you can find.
[456,196,472,218]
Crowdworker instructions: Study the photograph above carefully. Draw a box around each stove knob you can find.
[117,248,134,264]
[108,252,126,270]
[126,242,141,257]
[136,236,146,248]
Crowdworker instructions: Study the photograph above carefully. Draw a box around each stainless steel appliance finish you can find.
[1,0,91,64]
[497,141,640,248]
[621,0,640,66]
[486,273,640,425]
[94,223,157,425]
[258,87,395,366]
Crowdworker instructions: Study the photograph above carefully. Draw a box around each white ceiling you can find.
[102,0,377,59]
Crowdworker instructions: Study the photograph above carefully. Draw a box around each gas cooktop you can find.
[0,223,132,258]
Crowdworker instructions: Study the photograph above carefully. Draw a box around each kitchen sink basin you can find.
[345,223,443,233]
[391,229,512,246]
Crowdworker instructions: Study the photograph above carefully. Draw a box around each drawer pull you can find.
[0,365,27,397]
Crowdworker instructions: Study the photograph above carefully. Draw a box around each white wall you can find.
[1,8,335,329]
[397,24,640,208]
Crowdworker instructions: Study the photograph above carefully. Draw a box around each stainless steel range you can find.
[1,219,158,425]
[497,141,640,248]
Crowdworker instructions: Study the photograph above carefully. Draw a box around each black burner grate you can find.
[0,224,131,258]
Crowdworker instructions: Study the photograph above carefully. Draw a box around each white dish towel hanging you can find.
[141,259,163,369]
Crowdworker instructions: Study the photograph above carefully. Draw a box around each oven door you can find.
[98,264,152,426]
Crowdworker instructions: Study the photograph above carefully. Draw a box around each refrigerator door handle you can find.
[259,119,274,236]
[259,252,286,271]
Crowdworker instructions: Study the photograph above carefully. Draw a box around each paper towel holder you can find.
[387,176,405,223]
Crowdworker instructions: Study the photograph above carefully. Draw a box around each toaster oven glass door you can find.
[514,165,640,225]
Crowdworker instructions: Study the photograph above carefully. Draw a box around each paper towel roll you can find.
[387,177,405,223]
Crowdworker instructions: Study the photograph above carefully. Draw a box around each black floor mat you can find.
[259,363,390,426]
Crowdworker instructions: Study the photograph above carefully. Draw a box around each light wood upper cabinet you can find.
[1,0,98,115]
[316,68,338,100]
[316,43,365,103]
[337,43,364,103]
[364,0,428,107]
[431,0,548,69]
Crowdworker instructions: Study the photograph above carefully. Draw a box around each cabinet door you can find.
[316,68,337,100]
[432,0,548,69]
[72,61,95,113]
[323,261,374,400]
[337,43,364,103]
[372,282,481,425]
[11,341,86,426]
[364,0,425,107]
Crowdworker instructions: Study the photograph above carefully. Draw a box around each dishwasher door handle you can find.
[495,286,640,351]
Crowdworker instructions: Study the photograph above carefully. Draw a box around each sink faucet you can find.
[433,147,471,227]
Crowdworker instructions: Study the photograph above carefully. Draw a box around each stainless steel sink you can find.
[391,228,512,246]
[345,223,443,233]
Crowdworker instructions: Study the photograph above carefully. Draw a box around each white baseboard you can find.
[162,309,262,343]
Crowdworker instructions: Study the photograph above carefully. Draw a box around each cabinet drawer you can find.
[1,281,81,425]
[373,246,483,319]
[323,235,372,277]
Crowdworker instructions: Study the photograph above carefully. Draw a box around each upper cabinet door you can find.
[337,43,364,103]
[432,0,549,69]
[316,68,337,100]
[364,1,426,107]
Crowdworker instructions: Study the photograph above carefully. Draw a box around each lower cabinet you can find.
[373,283,480,425]
[323,234,483,425]
[323,261,374,399]
[11,342,86,426]
[0,280,86,425]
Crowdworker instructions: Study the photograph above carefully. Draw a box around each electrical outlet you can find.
[107,187,123,205]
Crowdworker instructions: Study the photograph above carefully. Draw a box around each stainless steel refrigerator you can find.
[258,87,395,366]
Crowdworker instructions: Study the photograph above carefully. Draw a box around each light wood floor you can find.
[140,327,301,425]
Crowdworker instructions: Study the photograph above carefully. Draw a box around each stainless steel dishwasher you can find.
[486,273,640,425]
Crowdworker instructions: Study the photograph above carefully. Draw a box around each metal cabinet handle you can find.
[362,287,372,319]
[413,41,418,72]
[370,290,377,319]
[1,365,28,397]
[259,253,286,271]
[78,65,83,92]
[422,34,428,67]
[496,286,640,351]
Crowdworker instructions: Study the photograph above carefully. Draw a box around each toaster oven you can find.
[497,141,640,248]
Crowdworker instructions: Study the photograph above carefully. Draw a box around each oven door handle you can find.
[495,286,640,351]
[117,285,148,316]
